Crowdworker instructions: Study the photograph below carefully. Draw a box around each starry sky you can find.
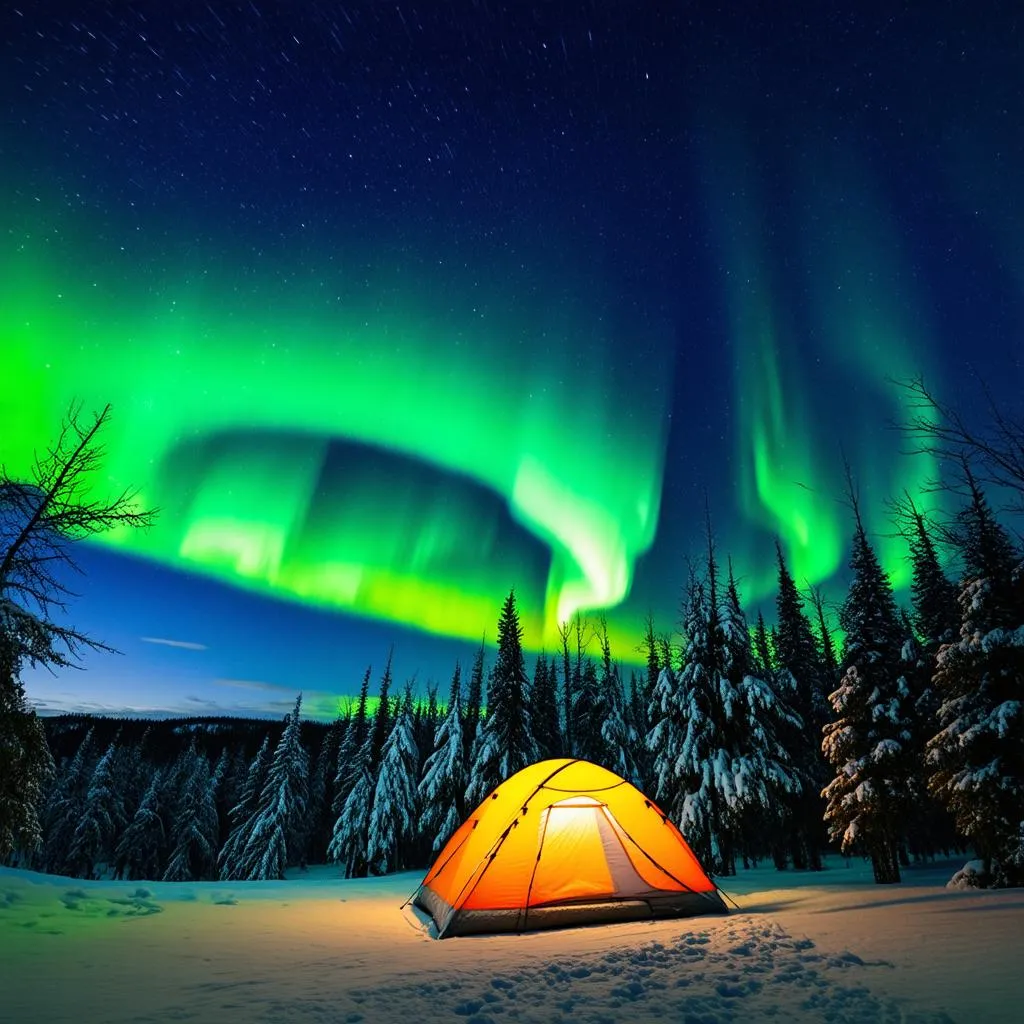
[2,2,1022,719]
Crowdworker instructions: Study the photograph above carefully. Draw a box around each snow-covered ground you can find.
[1,858,1019,1023]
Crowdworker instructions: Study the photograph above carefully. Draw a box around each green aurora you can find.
[696,116,944,607]
[1,177,946,662]
[1,202,676,656]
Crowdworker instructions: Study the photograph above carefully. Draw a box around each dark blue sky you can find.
[4,1,1022,718]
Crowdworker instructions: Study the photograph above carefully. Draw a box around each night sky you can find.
[3,2,1021,718]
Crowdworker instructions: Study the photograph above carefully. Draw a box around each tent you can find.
[413,758,727,937]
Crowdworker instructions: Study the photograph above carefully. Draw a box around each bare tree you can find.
[1,402,156,672]
[897,374,1024,514]
[1,403,155,859]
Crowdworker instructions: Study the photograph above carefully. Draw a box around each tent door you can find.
[528,804,615,905]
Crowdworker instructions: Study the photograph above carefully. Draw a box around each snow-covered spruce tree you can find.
[905,499,960,652]
[462,640,486,767]
[234,695,310,881]
[752,611,774,680]
[647,647,681,811]
[720,564,804,870]
[0,659,54,863]
[218,734,272,880]
[572,657,607,764]
[927,475,1024,886]
[640,614,661,719]
[366,688,420,874]
[598,618,640,785]
[564,615,604,760]
[414,684,440,777]
[648,570,734,871]
[333,667,372,820]
[466,589,538,806]
[808,585,842,698]
[897,498,961,858]
[329,667,395,878]
[629,615,661,794]
[418,665,466,853]
[558,620,575,756]
[823,503,917,884]
[775,542,830,736]
[113,731,157,848]
[306,723,340,864]
[40,726,95,873]
[113,765,167,880]
[773,545,829,870]
[529,653,562,758]
[163,744,219,881]
[208,746,232,845]
[627,670,652,791]
[328,734,375,877]
[369,653,394,767]
[67,739,126,878]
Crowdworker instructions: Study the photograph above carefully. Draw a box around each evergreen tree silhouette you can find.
[823,499,915,884]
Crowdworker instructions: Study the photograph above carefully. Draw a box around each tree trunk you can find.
[870,841,901,884]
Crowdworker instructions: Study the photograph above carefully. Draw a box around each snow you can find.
[0,858,1019,1023]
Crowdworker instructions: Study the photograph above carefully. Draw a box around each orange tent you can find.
[414,758,727,937]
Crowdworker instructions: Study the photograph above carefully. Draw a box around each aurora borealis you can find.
[2,3,1022,717]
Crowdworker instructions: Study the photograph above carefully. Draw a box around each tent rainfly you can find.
[413,758,727,937]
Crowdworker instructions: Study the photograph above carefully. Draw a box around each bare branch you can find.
[1,402,158,675]
[893,374,1024,514]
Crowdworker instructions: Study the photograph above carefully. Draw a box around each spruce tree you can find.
[466,589,538,805]
[208,746,233,849]
[41,726,95,874]
[823,507,916,884]
[774,545,828,869]
[775,542,829,732]
[720,563,804,871]
[307,727,337,864]
[631,615,660,794]
[333,667,372,818]
[163,745,219,881]
[416,683,440,770]
[641,613,661,717]
[68,740,125,878]
[328,735,375,877]
[235,695,310,880]
[596,618,638,782]
[418,665,466,853]
[529,653,562,758]
[648,571,734,872]
[369,653,394,768]
[808,585,841,696]
[218,734,272,881]
[648,516,776,877]
[113,766,167,880]
[558,619,575,755]
[366,688,420,874]
[906,499,960,650]
[927,476,1024,885]
[0,669,54,862]
[462,641,486,767]
[572,657,606,763]
[901,499,960,858]
[752,611,775,680]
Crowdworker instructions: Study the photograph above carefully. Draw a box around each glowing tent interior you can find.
[413,759,727,937]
